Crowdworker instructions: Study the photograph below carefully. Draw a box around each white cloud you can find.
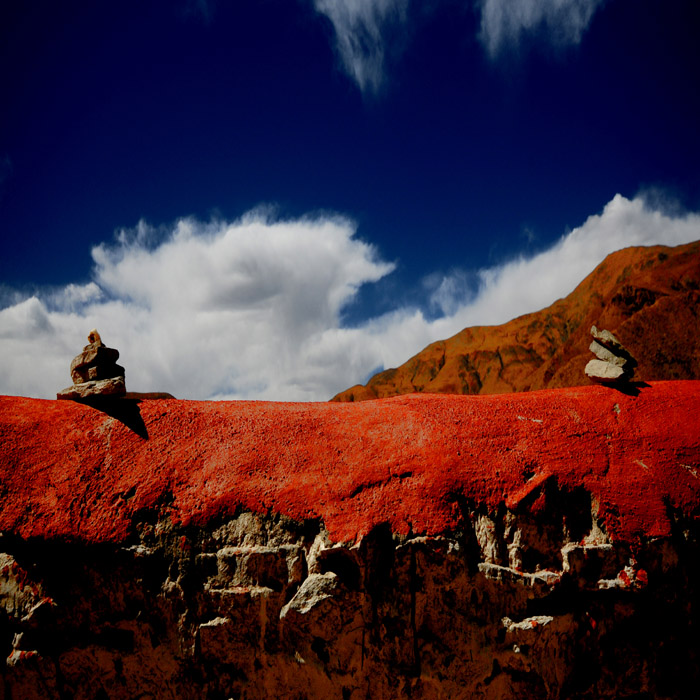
[0,212,394,401]
[313,0,409,93]
[424,269,477,317]
[476,0,605,56]
[0,195,698,402]
[412,193,700,339]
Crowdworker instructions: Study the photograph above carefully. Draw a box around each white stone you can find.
[584,359,626,383]
[589,340,628,366]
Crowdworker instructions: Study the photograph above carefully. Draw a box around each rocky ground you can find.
[1,382,699,698]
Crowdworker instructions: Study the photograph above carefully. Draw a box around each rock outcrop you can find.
[1,382,700,698]
[332,240,700,401]
[57,330,126,400]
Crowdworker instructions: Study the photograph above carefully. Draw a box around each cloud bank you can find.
[315,0,605,90]
[1,194,698,402]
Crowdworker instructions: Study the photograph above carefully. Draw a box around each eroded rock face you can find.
[1,503,699,699]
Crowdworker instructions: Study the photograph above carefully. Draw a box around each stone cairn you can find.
[57,329,126,400]
[584,325,637,386]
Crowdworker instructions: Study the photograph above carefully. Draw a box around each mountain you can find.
[332,240,700,402]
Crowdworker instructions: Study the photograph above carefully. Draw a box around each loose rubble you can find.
[584,325,637,386]
[57,329,126,400]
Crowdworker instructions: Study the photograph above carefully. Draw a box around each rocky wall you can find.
[2,497,699,699]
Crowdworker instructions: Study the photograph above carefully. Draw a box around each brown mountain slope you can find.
[332,240,700,401]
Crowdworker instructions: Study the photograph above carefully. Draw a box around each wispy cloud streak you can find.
[314,0,605,90]
[313,0,409,93]
[477,0,606,56]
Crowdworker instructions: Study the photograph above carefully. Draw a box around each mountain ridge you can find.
[332,240,700,401]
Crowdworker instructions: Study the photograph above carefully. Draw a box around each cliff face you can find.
[332,241,700,402]
[1,383,700,699]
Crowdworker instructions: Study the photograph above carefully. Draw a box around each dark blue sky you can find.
[2,0,699,310]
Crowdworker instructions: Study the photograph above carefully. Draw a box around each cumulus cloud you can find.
[313,0,409,93]
[0,212,394,401]
[430,194,700,333]
[0,195,698,402]
[477,0,606,57]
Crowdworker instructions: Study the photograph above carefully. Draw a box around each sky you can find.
[1,0,699,401]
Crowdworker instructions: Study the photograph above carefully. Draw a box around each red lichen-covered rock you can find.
[1,382,699,699]
[2,381,699,544]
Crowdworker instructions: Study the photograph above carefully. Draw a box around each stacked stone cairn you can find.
[57,329,126,400]
[584,325,637,386]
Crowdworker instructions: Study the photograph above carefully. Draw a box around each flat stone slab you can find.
[584,359,628,384]
[589,340,628,367]
[590,325,627,354]
[583,360,627,384]
[57,377,126,400]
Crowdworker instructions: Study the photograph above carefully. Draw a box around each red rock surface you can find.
[332,240,700,401]
[3,384,700,699]
[2,381,699,546]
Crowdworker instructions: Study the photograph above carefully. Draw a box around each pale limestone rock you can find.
[590,325,626,354]
[584,359,627,383]
[2,506,697,699]
[586,326,636,385]
[589,339,629,367]
[280,572,339,618]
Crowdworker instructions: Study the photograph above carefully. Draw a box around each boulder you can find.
[589,340,628,367]
[590,325,626,354]
[70,345,121,383]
